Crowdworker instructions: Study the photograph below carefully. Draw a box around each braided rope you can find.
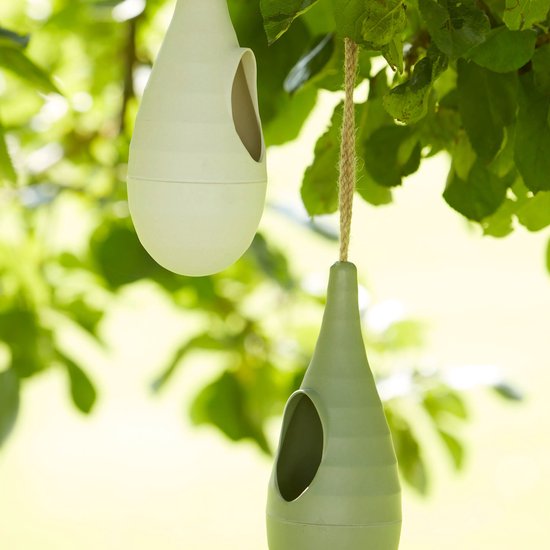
[338,38,359,263]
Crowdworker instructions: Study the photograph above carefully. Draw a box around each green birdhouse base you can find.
[266,262,402,550]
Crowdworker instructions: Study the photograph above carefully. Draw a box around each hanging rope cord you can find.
[338,38,359,263]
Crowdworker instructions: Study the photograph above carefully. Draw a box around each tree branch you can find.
[119,16,138,135]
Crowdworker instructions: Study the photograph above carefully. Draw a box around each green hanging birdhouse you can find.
[266,262,402,550]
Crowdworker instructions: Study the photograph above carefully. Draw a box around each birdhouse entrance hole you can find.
[231,51,263,162]
[276,392,324,502]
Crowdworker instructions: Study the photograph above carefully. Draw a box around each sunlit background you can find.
[1,1,550,549]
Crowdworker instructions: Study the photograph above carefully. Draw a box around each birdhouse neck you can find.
[172,0,238,47]
[303,262,364,375]
[323,262,361,325]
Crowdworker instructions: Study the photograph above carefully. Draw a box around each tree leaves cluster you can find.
[259,0,550,263]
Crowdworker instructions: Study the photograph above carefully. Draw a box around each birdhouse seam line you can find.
[266,514,402,529]
[127,175,267,185]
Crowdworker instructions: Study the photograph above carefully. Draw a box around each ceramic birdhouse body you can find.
[267,263,402,550]
[128,0,266,276]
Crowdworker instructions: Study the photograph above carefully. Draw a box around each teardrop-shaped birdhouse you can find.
[267,262,402,550]
[127,0,267,277]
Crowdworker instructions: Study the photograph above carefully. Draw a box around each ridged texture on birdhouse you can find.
[267,262,402,550]
[127,0,267,276]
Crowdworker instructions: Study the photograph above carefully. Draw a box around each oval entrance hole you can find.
[231,52,263,162]
[276,393,324,502]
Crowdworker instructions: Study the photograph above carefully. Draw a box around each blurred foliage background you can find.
[0,0,549,537]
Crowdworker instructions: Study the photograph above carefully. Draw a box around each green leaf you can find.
[56,297,104,337]
[260,0,320,44]
[85,0,122,7]
[151,346,190,394]
[91,220,177,289]
[382,35,404,73]
[300,0,337,34]
[383,57,434,124]
[152,333,233,393]
[363,125,421,187]
[457,60,518,161]
[284,34,335,93]
[0,309,53,378]
[503,0,550,30]
[0,47,60,94]
[387,410,429,494]
[419,105,462,156]
[444,159,514,221]
[301,103,342,216]
[0,369,20,447]
[516,192,550,231]
[493,382,524,401]
[532,44,550,95]
[299,36,343,91]
[487,126,517,177]
[424,389,469,421]
[438,428,466,470]
[451,130,476,180]
[352,74,397,203]
[356,176,393,206]
[0,123,17,185]
[190,370,270,453]
[332,0,407,50]
[481,198,516,238]
[263,87,318,146]
[62,354,97,414]
[0,27,30,49]
[515,74,550,192]
[248,233,295,289]
[302,37,374,92]
[468,28,537,73]
[183,333,231,351]
[360,70,393,137]
[419,0,491,58]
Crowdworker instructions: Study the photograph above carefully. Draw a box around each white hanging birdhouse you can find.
[128,0,267,276]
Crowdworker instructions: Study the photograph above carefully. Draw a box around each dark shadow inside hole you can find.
[231,53,263,162]
[276,393,324,502]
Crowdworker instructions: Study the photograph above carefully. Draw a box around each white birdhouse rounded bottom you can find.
[127,177,266,276]
[267,518,402,550]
